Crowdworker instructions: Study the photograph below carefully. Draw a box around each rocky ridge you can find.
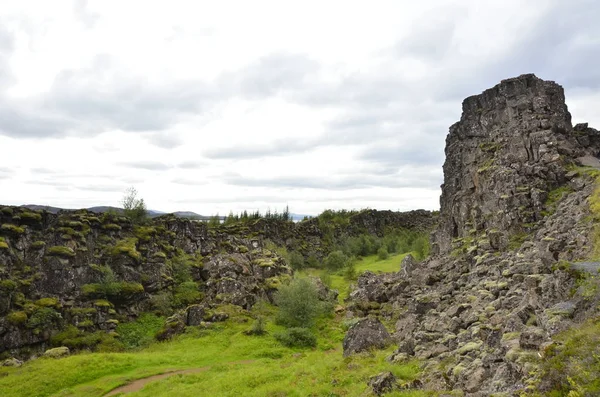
[347,74,600,395]
[0,207,432,358]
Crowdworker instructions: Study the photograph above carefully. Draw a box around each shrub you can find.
[26,307,62,332]
[47,246,76,258]
[173,281,203,307]
[324,250,349,272]
[289,251,306,270]
[116,313,164,349]
[274,327,317,347]
[377,246,389,260]
[274,278,322,328]
[51,325,120,351]
[244,316,266,336]
[122,187,147,224]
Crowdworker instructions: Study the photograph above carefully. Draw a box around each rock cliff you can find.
[0,207,432,358]
[348,74,600,395]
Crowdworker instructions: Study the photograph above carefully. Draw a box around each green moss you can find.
[508,232,527,250]
[134,226,157,242]
[47,246,76,258]
[457,341,483,354]
[153,251,167,259]
[102,223,122,231]
[477,158,496,174]
[7,311,28,325]
[19,211,42,223]
[35,297,61,308]
[69,307,97,316]
[0,279,17,293]
[31,240,46,249]
[1,207,14,215]
[94,299,112,307]
[1,224,25,234]
[82,282,144,299]
[0,237,8,250]
[111,238,141,261]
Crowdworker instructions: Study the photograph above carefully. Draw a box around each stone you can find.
[1,357,23,367]
[44,346,70,358]
[519,327,546,350]
[368,371,397,395]
[343,317,392,356]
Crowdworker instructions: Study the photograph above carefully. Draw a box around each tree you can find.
[274,278,323,328]
[121,187,147,224]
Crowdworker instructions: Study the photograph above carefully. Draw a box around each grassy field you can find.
[0,253,429,397]
[300,252,409,301]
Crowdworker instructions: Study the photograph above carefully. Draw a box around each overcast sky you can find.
[0,0,598,216]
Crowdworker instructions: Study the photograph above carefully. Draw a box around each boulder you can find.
[343,317,392,356]
[44,346,70,358]
[368,371,397,395]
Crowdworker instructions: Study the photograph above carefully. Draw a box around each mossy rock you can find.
[47,246,76,258]
[35,297,61,308]
[102,223,122,231]
[31,241,46,249]
[0,237,8,250]
[19,211,42,223]
[7,311,28,325]
[44,346,70,358]
[110,238,141,261]
[1,223,25,235]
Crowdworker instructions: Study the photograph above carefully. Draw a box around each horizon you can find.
[0,1,599,215]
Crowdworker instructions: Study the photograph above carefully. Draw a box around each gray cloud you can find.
[0,54,219,138]
[222,171,440,190]
[176,160,207,169]
[204,139,317,160]
[225,52,320,98]
[118,161,171,171]
[171,177,205,185]
[146,132,184,149]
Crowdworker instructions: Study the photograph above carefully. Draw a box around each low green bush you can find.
[116,313,164,349]
[274,327,317,347]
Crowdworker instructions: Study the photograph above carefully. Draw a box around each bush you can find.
[274,278,322,328]
[324,250,349,272]
[274,327,317,347]
[116,313,164,349]
[51,325,120,351]
[377,247,389,260]
[244,316,266,336]
[173,281,203,307]
[122,187,147,224]
[289,251,305,270]
[26,307,62,332]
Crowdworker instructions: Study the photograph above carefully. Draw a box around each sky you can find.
[0,0,599,216]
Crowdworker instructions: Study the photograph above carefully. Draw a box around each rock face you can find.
[347,74,600,395]
[433,74,598,255]
[0,207,429,358]
[342,317,392,356]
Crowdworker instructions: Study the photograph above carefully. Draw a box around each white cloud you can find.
[0,0,598,215]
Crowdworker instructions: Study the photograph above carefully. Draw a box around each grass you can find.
[300,252,410,301]
[0,310,425,397]
[0,252,429,397]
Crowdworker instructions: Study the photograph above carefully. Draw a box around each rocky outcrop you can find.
[433,74,598,255]
[0,206,428,358]
[348,74,600,395]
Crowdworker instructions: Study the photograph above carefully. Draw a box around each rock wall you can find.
[433,74,598,255]
[0,206,431,357]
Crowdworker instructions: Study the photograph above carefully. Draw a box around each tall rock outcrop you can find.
[433,74,597,254]
[348,74,600,395]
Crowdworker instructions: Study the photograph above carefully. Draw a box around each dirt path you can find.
[104,360,255,396]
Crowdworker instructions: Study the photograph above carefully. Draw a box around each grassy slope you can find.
[300,253,409,301]
[0,253,429,397]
